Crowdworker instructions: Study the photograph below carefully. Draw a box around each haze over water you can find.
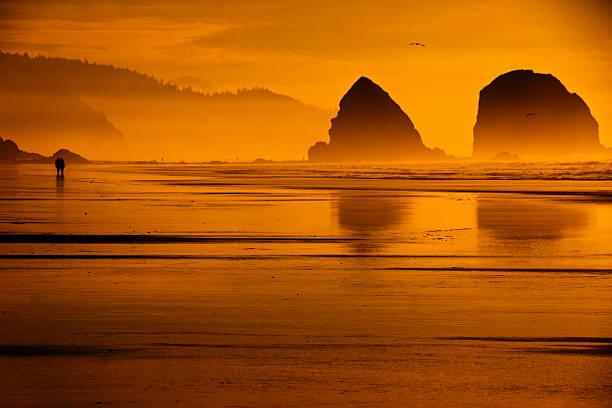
[1,162,611,407]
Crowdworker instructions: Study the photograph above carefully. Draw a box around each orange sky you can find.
[1,0,611,157]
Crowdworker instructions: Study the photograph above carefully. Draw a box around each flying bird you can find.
[409,42,426,47]
[525,112,536,117]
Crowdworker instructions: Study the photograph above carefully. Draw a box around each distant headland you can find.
[0,137,88,164]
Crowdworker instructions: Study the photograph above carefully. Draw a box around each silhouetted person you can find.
[55,157,65,177]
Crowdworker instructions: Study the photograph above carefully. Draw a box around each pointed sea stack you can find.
[473,70,606,159]
[308,77,445,162]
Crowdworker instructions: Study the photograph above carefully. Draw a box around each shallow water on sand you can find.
[0,162,611,407]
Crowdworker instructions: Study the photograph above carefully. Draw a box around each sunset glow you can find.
[1,2,611,407]
[1,0,611,157]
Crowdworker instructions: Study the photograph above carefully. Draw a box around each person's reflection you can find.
[55,175,64,198]
[335,192,404,253]
[477,196,589,241]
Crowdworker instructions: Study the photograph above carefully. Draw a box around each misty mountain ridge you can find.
[0,51,331,161]
[0,51,310,104]
[0,91,127,159]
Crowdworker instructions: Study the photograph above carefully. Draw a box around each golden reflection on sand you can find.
[0,163,611,407]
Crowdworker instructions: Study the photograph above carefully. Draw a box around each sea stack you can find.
[473,70,604,159]
[308,77,445,162]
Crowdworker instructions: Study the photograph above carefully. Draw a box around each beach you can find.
[0,162,611,407]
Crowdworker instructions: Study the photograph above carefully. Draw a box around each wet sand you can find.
[1,162,611,407]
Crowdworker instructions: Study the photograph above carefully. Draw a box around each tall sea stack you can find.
[473,70,604,159]
[308,77,445,162]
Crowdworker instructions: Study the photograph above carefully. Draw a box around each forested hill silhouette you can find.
[0,52,181,97]
[0,52,330,161]
[473,69,607,160]
[309,77,446,162]
[0,51,303,102]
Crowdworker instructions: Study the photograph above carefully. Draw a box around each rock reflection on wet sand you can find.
[477,196,590,240]
[0,163,611,408]
[336,192,406,253]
